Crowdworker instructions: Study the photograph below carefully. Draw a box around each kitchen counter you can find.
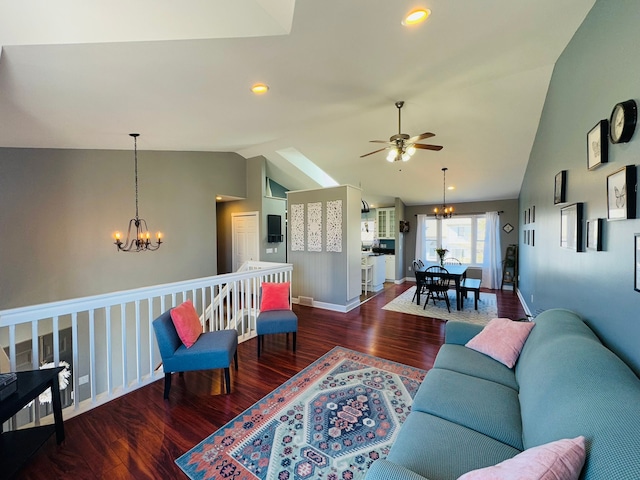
[361,253,386,292]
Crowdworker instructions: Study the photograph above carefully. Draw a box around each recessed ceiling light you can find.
[251,83,269,94]
[402,8,431,26]
[448,186,455,190]
[216,195,222,201]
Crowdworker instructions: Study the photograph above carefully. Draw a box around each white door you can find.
[232,212,260,271]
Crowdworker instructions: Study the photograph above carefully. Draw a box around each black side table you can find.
[0,368,65,479]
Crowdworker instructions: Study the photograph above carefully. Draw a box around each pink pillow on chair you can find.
[260,282,291,311]
[170,300,202,348]
[466,317,535,368]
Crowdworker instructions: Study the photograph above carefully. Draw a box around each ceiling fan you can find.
[361,101,443,162]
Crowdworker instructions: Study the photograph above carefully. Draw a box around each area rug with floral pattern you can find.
[175,346,427,480]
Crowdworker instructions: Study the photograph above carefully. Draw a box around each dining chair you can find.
[152,305,238,399]
[423,266,452,312]
[412,260,427,303]
[442,257,461,265]
[256,282,298,357]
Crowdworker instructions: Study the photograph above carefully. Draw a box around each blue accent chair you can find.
[256,309,297,357]
[152,309,238,399]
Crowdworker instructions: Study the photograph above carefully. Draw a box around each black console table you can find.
[0,368,65,479]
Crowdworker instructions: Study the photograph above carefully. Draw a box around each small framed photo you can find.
[531,206,535,223]
[560,203,584,251]
[607,165,637,220]
[554,171,567,205]
[635,234,640,292]
[586,218,603,251]
[587,120,608,170]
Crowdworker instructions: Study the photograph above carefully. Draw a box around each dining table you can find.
[415,263,468,311]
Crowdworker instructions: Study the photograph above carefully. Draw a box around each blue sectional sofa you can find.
[366,309,640,480]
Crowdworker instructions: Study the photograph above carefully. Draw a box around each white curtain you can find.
[482,211,502,289]
[415,214,428,262]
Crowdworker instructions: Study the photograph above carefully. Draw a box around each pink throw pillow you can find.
[466,318,535,368]
[458,436,586,480]
[260,282,290,312]
[170,300,202,348]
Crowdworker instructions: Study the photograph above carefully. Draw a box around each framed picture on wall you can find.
[560,203,584,251]
[607,165,637,220]
[586,218,603,251]
[554,171,567,205]
[587,120,608,170]
[635,234,640,292]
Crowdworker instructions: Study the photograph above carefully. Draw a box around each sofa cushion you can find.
[386,411,520,480]
[466,317,534,368]
[458,436,586,480]
[412,368,523,450]
[433,344,518,391]
[170,300,202,348]
[516,309,640,479]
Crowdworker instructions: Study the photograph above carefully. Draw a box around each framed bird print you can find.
[587,120,608,170]
[554,171,567,205]
[635,234,640,292]
[560,203,584,251]
[607,165,636,220]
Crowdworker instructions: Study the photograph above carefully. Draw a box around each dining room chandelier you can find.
[434,167,454,219]
[113,133,163,252]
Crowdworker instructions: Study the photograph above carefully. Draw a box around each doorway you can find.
[231,211,260,272]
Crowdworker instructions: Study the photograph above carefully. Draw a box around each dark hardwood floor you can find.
[17,284,525,479]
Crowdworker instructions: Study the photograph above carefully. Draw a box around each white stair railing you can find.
[0,261,292,428]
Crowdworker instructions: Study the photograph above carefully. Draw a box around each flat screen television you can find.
[267,214,283,243]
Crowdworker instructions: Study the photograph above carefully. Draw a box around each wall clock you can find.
[610,99,637,144]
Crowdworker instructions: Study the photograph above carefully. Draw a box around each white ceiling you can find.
[0,0,595,207]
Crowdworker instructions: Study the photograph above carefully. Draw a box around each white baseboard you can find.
[292,297,360,313]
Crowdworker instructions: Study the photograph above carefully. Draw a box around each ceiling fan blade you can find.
[360,147,389,158]
[413,143,443,151]
[369,140,394,145]
[407,132,435,143]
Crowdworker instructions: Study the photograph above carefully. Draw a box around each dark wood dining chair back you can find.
[423,266,452,312]
[412,260,427,303]
[442,257,461,265]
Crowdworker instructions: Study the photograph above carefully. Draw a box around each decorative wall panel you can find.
[307,202,322,252]
[291,204,305,251]
[326,200,343,252]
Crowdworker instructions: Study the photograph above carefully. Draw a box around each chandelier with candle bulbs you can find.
[113,133,163,252]
[434,167,454,219]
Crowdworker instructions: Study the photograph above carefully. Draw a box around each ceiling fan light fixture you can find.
[251,83,269,94]
[406,145,416,156]
[402,152,411,162]
[386,151,397,162]
[402,8,431,26]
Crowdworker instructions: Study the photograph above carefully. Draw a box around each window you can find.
[422,215,486,265]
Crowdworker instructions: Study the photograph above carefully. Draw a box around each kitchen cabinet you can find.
[377,208,395,239]
[385,254,395,281]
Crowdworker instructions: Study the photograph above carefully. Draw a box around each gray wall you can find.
[519,0,640,375]
[216,156,287,274]
[403,199,520,279]
[287,185,361,309]
[0,147,246,309]
[394,197,407,281]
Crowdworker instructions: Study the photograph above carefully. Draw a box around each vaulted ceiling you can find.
[0,0,595,206]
